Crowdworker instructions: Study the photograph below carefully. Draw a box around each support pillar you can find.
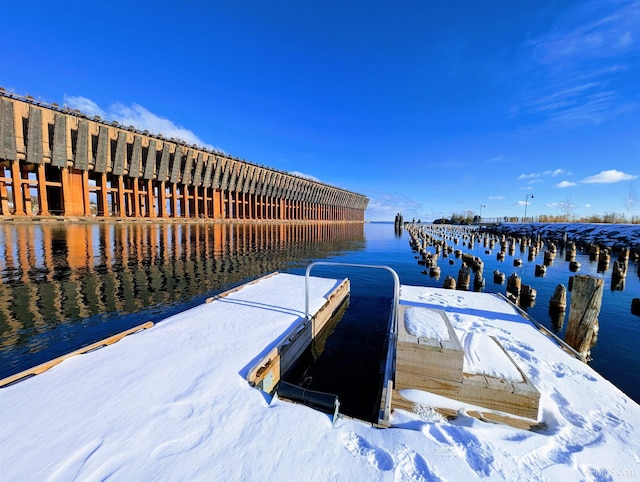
[132,178,140,216]
[61,168,88,216]
[117,176,126,218]
[99,173,109,217]
[202,188,209,218]
[146,179,156,218]
[36,163,50,216]
[0,177,9,214]
[171,184,179,217]
[213,189,223,219]
[10,160,25,215]
[158,181,168,218]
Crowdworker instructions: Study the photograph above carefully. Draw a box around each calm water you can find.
[0,222,365,379]
[1,221,638,412]
[286,222,640,413]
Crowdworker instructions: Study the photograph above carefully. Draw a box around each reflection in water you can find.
[0,222,365,378]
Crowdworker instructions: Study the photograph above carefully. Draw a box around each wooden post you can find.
[443,275,456,290]
[457,265,470,291]
[564,275,604,360]
[507,273,521,297]
[549,284,567,331]
[549,284,567,310]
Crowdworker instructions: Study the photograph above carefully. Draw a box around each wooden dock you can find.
[247,277,350,394]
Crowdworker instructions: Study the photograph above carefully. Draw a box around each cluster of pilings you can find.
[405,222,640,360]
[407,223,488,293]
[0,91,367,221]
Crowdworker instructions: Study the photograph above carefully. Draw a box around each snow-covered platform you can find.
[1,272,640,480]
[393,301,541,423]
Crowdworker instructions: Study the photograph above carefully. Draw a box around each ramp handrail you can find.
[304,262,400,335]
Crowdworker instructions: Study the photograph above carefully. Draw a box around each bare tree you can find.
[621,183,638,221]
[557,195,576,221]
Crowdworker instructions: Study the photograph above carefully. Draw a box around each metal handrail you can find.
[304,262,400,336]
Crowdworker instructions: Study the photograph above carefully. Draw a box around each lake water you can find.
[1,221,638,415]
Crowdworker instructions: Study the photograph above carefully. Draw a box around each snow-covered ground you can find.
[1,273,639,481]
[484,222,640,251]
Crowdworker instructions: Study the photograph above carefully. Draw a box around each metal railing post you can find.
[304,261,400,335]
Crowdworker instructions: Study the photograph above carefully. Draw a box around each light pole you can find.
[524,194,534,222]
[480,204,485,219]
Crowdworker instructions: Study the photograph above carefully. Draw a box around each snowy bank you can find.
[1,273,639,481]
[483,222,640,251]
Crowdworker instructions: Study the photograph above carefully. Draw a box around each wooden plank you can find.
[0,321,154,388]
[246,277,350,393]
[395,371,462,398]
[391,389,544,431]
[458,373,540,420]
[395,305,464,384]
[396,343,463,381]
[395,329,540,420]
[312,279,350,337]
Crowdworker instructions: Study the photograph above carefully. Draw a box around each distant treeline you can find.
[429,211,640,225]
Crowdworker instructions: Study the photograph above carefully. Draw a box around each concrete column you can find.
[213,189,223,219]
[202,187,209,218]
[146,179,156,218]
[117,176,126,217]
[36,163,50,216]
[0,177,9,214]
[132,178,140,216]
[82,171,91,216]
[193,187,200,219]
[10,160,24,215]
[98,173,109,217]
[170,184,178,217]
[158,181,168,218]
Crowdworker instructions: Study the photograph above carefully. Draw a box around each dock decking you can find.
[394,304,540,421]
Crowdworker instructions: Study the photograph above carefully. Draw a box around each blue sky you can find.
[2,1,639,221]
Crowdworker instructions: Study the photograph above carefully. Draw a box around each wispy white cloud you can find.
[523,0,640,126]
[488,196,504,200]
[290,171,321,182]
[64,96,107,118]
[580,169,637,183]
[517,172,539,180]
[556,180,577,188]
[517,169,571,181]
[64,95,223,152]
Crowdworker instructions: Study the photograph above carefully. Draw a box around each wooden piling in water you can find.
[549,284,567,331]
[507,273,521,297]
[549,284,567,310]
[443,275,456,290]
[564,275,604,360]
[457,266,471,291]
